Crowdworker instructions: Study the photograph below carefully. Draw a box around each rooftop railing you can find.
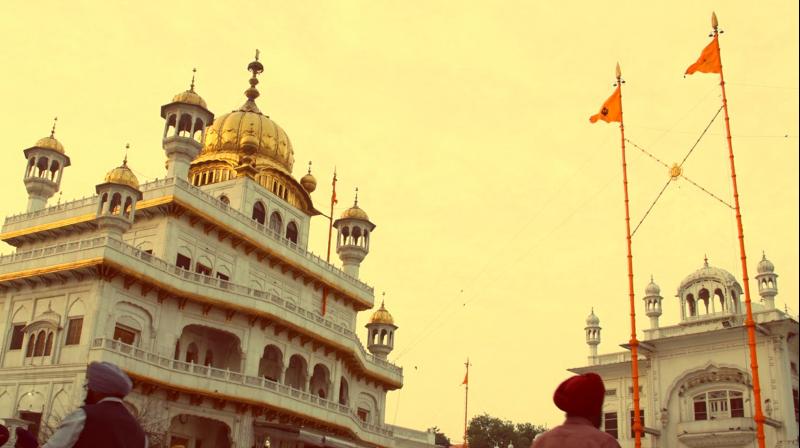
[92,338,394,438]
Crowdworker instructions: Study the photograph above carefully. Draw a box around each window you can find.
[252,201,266,224]
[44,332,53,356]
[357,408,369,422]
[603,412,618,438]
[9,324,25,350]
[605,389,617,397]
[286,222,298,244]
[113,324,137,345]
[33,330,46,356]
[176,253,191,270]
[693,390,744,420]
[19,411,42,439]
[629,409,644,438]
[196,263,212,276]
[65,317,83,345]
[216,272,230,281]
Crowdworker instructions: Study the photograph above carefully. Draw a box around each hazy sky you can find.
[1,0,797,441]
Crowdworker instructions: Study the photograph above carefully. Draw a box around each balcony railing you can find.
[91,338,394,438]
[0,236,402,380]
[3,176,372,294]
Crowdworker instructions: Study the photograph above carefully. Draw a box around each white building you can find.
[571,257,799,447]
[0,54,435,448]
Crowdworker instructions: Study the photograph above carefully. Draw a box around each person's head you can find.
[553,372,605,428]
[83,361,133,405]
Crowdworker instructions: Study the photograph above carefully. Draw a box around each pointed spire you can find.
[354,187,359,206]
[307,160,313,175]
[703,254,709,267]
[190,67,197,92]
[50,117,58,138]
[123,143,129,167]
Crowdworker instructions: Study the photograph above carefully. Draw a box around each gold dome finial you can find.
[190,67,197,92]
[300,161,317,193]
[307,160,312,175]
[50,116,58,138]
[244,49,264,103]
[354,187,359,206]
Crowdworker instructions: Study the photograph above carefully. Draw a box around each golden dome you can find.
[370,302,395,325]
[104,158,140,190]
[341,204,369,221]
[172,89,207,109]
[300,162,317,192]
[34,136,65,154]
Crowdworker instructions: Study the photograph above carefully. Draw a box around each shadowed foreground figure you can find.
[532,373,620,448]
[15,361,147,448]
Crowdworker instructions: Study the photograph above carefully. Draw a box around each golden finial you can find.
[615,62,621,80]
[354,187,359,206]
[711,12,718,30]
[190,68,197,91]
[307,161,313,174]
[50,117,58,138]
[123,143,129,166]
[703,254,709,267]
[381,291,386,308]
[244,49,265,104]
[255,49,260,61]
[669,163,683,180]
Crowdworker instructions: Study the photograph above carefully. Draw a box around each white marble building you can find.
[0,54,435,448]
[571,257,799,447]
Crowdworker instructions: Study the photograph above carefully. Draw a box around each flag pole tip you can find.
[615,63,621,79]
[711,12,718,29]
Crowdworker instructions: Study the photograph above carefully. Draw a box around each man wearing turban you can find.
[532,373,620,448]
[16,361,147,448]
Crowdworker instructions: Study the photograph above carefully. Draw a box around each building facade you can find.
[0,54,435,448]
[572,257,799,447]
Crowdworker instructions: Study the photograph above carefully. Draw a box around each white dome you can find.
[645,277,661,295]
[586,309,600,326]
[757,253,775,274]
[679,257,740,292]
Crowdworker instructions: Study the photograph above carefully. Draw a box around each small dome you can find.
[34,135,65,154]
[757,253,775,274]
[370,302,394,325]
[172,89,208,109]
[104,158,140,190]
[341,204,369,221]
[300,172,317,193]
[645,277,661,295]
[679,257,740,291]
[586,309,600,326]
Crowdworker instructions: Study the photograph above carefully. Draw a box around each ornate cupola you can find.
[333,189,376,278]
[366,296,397,359]
[643,276,663,329]
[23,118,71,212]
[754,252,778,309]
[161,68,214,181]
[95,151,143,238]
[677,256,743,322]
[585,309,601,365]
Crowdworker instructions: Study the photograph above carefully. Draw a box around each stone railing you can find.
[91,338,394,439]
[0,236,402,380]
[171,177,372,293]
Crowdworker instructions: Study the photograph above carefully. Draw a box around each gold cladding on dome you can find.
[172,90,208,109]
[34,136,65,154]
[370,303,394,325]
[104,158,140,190]
[341,205,369,221]
[301,172,317,193]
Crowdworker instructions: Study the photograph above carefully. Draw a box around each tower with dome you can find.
[570,256,799,446]
[0,53,435,448]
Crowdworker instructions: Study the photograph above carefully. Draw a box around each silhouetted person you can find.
[532,373,620,448]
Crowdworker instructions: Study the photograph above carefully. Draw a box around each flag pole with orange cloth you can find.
[589,63,643,447]
[685,13,766,447]
[462,359,470,448]
[323,168,338,315]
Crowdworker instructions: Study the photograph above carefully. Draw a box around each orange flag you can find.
[462,371,468,385]
[589,85,622,124]
[685,35,721,75]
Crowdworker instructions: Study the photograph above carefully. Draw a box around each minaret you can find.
[365,296,397,359]
[23,118,71,212]
[333,189,376,278]
[95,150,142,239]
[585,309,601,365]
[643,276,663,329]
[755,253,778,309]
[160,68,214,180]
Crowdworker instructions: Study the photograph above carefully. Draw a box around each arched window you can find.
[269,212,282,234]
[26,334,36,357]
[252,201,266,225]
[204,349,214,367]
[339,377,349,406]
[186,342,199,364]
[285,355,308,390]
[714,288,725,311]
[34,330,46,356]
[286,222,298,243]
[686,294,696,317]
[110,193,122,215]
[693,390,744,420]
[123,197,133,218]
[177,114,193,137]
[44,332,54,356]
[699,289,710,314]
[259,345,283,382]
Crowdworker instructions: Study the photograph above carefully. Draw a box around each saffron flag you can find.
[685,35,721,75]
[331,170,338,205]
[589,85,622,124]
[462,371,468,385]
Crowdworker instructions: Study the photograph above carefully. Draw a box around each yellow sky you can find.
[1,0,797,440]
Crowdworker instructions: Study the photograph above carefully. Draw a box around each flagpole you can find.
[326,168,337,263]
[616,63,643,448]
[711,13,766,447]
[463,359,470,448]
